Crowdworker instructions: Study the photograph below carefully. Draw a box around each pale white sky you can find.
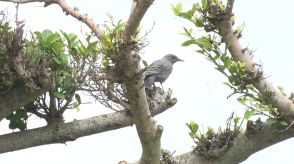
[1,0,294,163]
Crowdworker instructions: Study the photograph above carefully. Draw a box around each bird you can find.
[144,54,183,90]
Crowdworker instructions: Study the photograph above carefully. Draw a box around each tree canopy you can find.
[1,0,294,163]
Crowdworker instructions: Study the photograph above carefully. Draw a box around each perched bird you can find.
[144,54,183,90]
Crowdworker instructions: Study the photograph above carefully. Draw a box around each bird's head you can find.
[164,54,184,64]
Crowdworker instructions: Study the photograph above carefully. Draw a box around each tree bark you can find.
[0,80,50,121]
[0,95,175,154]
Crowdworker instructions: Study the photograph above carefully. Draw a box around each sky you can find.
[1,0,294,163]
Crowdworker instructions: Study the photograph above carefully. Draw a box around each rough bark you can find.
[0,83,49,121]
[0,21,52,121]
[119,1,165,163]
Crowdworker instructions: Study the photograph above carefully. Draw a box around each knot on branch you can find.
[147,87,176,113]
[192,113,240,159]
[160,149,175,164]
[194,129,236,159]
[245,118,264,137]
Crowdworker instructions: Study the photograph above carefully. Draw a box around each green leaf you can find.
[45,32,61,46]
[41,29,53,42]
[277,85,287,96]
[75,94,81,104]
[182,39,196,46]
[223,81,232,88]
[194,18,204,27]
[63,75,75,89]
[6,109,28,131]
[142,60,148,67]
[186,121,199,134]
[52,42,65,54]
[205,126,214,137]
[113,21,126,33]
[279,120,288,126]
[53,91,66,99]
[244,109,254,120]
[179,12,192,20]
[52,56,61,65]
[106,13,113,22]
[201,0,208,10]
[215,65,225,72]
[62,31,78,47]
[59,53,68,65]
[266,118,278,125]
[8,120,24,130]
[171,3,183,15]
[196,50,204,54]
[195,37,212,50]
[75,105,81,112]
[233,116,241,126]
[237,97,246,105]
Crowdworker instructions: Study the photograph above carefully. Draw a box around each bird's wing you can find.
[144,60,165,77]
[144,74,156,89]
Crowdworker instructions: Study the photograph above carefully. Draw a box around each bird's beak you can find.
[177,58,184,62]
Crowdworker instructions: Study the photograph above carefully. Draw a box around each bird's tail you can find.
[144,75,156,89]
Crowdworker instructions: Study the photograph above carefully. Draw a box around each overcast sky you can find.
[1,0,294,163]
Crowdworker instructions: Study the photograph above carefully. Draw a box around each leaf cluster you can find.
[186,113,241,159]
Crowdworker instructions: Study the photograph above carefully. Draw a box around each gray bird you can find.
[144,54,183,90]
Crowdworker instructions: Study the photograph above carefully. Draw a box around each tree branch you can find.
[0,97,176,154]
[119,0,165,163]
[0,0,43,3]
[172,122,294,164]
[0,81,50,121]
[52,0,104,40]
[123,0,154,42]
[211,0,294,121]
[1,0,105,39]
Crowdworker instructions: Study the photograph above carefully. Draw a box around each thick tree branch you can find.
[0,83,50,121]
[123,0,154,42]
[0,97,176,154]
[172,123,294,164]
[120,0,161,163]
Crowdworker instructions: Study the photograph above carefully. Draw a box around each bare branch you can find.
[0,0,43,3]
[123,0,154,41]
[1,0,105,39]
[225,0,234,14]
[53,0,104,40]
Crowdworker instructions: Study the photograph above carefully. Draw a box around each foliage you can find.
[0,13,144,129]
[172,1,287,126]
[0,18,99,129]
[6,109,28,131]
